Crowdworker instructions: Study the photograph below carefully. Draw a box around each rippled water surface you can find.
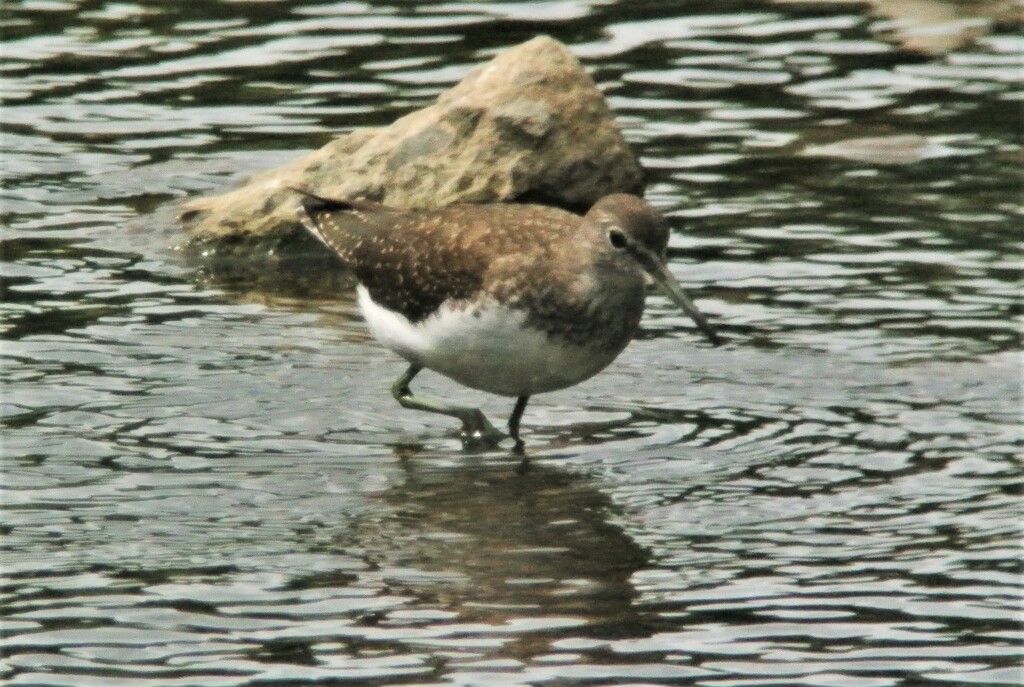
[2,1,1022,685]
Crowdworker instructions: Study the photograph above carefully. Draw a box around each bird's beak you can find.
[638,249,722,346]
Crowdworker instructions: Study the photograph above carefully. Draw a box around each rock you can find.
[179,36,645,254]
[802,134,962,165]
[771,0,1022,54]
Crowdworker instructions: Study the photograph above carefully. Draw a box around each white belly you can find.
[357,286,620,397]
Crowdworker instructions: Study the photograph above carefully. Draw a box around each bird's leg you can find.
[508,395,530,455]
[390,364,505,445]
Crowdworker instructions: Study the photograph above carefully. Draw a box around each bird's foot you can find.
[458,410,506,449]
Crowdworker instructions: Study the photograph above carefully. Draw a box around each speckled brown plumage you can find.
[294,191,667,351]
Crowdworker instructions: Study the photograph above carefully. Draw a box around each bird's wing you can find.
[293,189,496,322]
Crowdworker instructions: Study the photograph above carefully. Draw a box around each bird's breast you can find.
[357,286,629,397]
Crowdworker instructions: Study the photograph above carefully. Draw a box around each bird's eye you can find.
[608,228,628,249]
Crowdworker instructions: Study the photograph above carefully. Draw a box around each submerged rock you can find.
[803,134,965,165]
[178,36,644,255]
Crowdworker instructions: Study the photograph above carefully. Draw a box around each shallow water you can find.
[2,1,1022,686]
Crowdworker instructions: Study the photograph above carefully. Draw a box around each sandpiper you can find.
[293,189,721,451]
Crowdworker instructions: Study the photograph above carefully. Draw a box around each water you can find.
[2,1,1022,685]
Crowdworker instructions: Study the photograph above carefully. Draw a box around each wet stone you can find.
[178,36,645,255]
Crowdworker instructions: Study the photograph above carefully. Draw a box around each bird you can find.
[292,188,721,452]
